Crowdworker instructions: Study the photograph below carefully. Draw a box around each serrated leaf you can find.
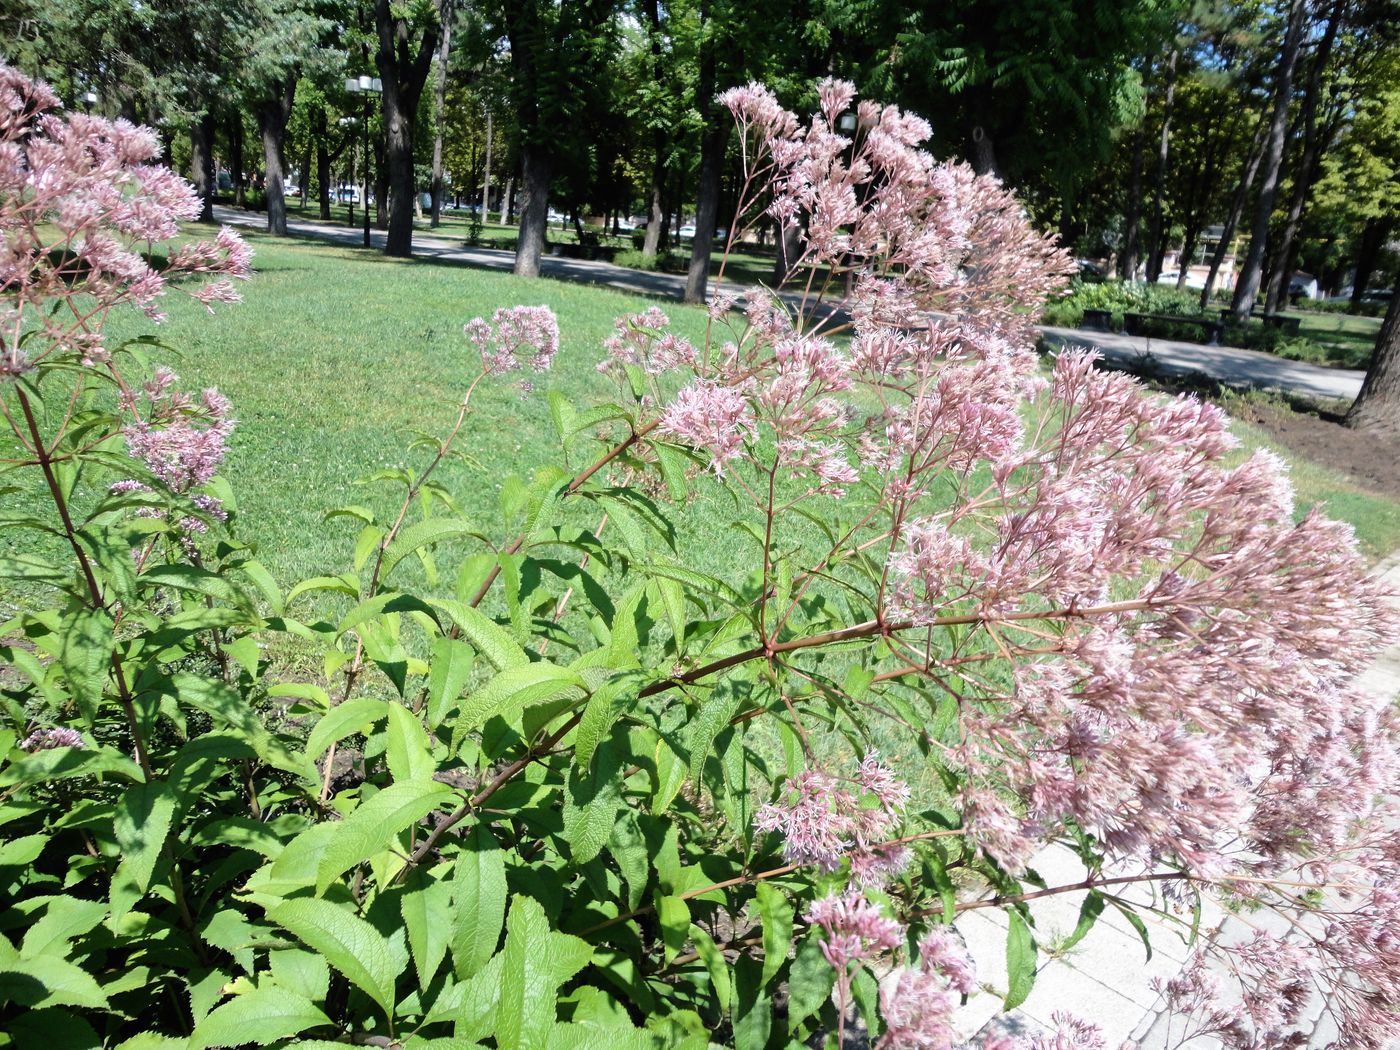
[268,949,330,1002]
[1004,910,1037,1010]
[305,697,389,761]
[451,825,507,980]
[1060,890,1106,953]
[189,987,332,1049]
[562,739,624,864]
[0,955,109,1009]
[111,780,176,920]
[688,925,731,1014]
[401,873,452,991]
[657,895,688,965]
[496,897,592,1050]
[1110,897,1154,961]
[379,518,488,584]
[430,598,529,671]
[386,703,436,783]
[316,779,451,894]
[267,898,402,1017]
[755,883,793,988]
[457,662,586,736]
[426,636,475,729]
[785,935,833,1033]
[21,898,107,958]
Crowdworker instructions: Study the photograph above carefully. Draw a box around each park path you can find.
[214,207,1366,403]
[222,209,1393,1046]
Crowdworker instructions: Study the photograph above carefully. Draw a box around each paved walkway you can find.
[216,208,1365,404]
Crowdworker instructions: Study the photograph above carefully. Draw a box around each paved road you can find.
[216,207,1365,404]
[223,208,1391,1047]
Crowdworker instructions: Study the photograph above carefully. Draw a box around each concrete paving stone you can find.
[1011,950,1154,1046]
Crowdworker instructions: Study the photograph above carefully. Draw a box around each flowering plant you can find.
[3,62,1399,1050]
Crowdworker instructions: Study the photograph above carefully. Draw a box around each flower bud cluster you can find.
[0,64,251,382]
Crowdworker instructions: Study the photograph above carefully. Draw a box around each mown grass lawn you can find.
[6,226,1399,614]
[1288,308,1383,368]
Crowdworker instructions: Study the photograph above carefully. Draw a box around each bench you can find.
[1217,310,1302,336]
[1081,308,1114,331]
[1123,311,1225,346]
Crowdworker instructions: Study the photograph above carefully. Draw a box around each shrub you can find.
[5,67,1400,1050]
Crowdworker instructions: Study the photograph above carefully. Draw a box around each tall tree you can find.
[374,0,443,257]
[1345,278,1400,432]
[1230,0,1308,321]
[1262,0,1344,310]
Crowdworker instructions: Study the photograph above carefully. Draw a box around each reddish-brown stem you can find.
[14,387,152,779]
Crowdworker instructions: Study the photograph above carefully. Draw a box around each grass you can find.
[6,228,1399,602]
[1285,309,1383,368]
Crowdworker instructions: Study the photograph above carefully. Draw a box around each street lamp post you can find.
[345,75,383,249]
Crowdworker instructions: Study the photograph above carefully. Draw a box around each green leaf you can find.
[21,898,108,958]
[190,987,332,1049]
[496,897,592,1050]
[267,898,402,1018]
[731,956,771,1050]
[755,883,793,988]
[386,703,436,783]
[688,925,731,1014]
[111,780,177,920]
[426,636,475,729]
[380,519,488,584]
[286,574,359,606]
[268,949,330,1002]
[1060,891,1106,953]
[657,895,689,965]
[573,674,639,771]
[0,955,109,1009]
[0,745,142,787]
[0,833,47,867]
[430,598,529,671]
[306,697,389,761]
[785,935,833,1033]
[457,662,586,737]
[1109,897,1154,961]
[401,873,453,990]
[57,604,113,722]
[316,779,451,894]
[451,825,508,980]
[1004,910,1037,1010]
[563,739,624,864]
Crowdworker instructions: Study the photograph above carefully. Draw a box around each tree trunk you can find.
[230,114,246,207]
[314,106,333,220]
[685,130,722,303]
[684,4,721,305]
[1345,284,1400,433]
[258,76,297,237]
[191,112,216,222]
[1351,218,1389,310]
[773,222,801,286]
[1231,0,1307,322]
[1263,1,1341,313]
[299,146,311,204]
[514,142,552,277]
[641,0,667,260]
[1145,48,1179,284]
[501,175,514,223]
[969,123,999,179]
[430,4,451,229]
[1200,113,1267,309]
[481,110,494,220]
[375,0,442,257]
[1119,93,1149,280]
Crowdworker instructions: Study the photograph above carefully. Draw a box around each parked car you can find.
[678,224,696,240]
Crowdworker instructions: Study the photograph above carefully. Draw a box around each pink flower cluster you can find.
[754,752,910,881]
[112,366,235,533]
[463,304,560,378]
[20,726,85,750]
[599,307,697,376]
[0,64,251,381]
[805,890,902,969]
